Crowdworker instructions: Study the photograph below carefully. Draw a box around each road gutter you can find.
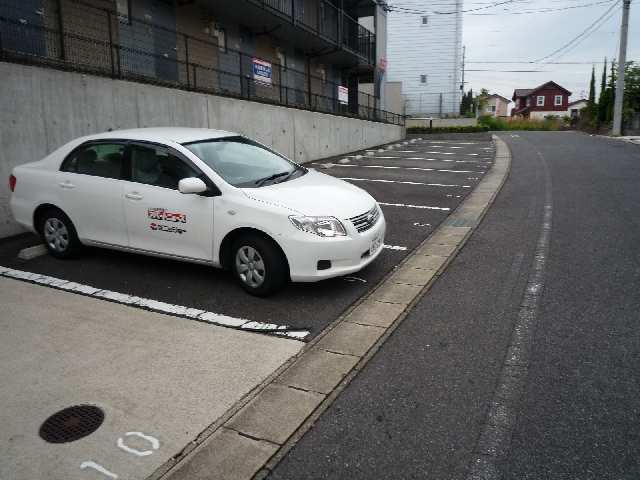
[154,135,512,480]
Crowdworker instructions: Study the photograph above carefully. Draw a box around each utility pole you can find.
[460,45,466,92]
[612,0,632,136]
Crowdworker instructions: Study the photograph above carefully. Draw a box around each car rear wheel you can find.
[232,234,288,296]
[38,208,81,258]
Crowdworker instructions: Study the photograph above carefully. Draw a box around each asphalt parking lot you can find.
[0,134,494,340]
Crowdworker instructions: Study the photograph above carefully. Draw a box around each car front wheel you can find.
[38,208,81,259]
[232,234,288,296]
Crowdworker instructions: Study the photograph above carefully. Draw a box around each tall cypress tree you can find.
[606,60,617,122]
[598,58,608,124]
[587,66,596,117]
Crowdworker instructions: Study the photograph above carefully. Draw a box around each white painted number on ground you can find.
[80,462,118,479]
[81,431,160,478]
[413,222,431,227]
[117,432,160,457]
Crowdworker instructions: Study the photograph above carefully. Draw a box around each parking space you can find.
[0,134,495,340]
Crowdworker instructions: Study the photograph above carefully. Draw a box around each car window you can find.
[183,136,305,188]
[130,144,200,190]
[61,143,125,179]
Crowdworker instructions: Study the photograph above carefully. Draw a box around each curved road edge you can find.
[153,135,513,480]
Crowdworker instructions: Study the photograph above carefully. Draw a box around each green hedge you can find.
[406,125,490,134]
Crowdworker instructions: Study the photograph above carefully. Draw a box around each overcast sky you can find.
[461,0,639,101]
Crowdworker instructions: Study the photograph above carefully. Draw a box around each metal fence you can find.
[0,0,404,126]
[404,92,464,118]
[252,0,374,64]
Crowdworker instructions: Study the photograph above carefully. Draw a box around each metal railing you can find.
[250,0,374,64]
[0,0,403,126]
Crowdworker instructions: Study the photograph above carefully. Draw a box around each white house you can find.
[568,99,589,118]
[480,94,511,117]
[386,0,463,117]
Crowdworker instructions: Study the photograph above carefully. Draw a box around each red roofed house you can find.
[511,81,572,119]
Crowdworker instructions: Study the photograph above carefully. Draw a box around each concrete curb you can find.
[156,135,512,480]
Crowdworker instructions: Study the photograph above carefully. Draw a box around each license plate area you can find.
[369,235,383,255]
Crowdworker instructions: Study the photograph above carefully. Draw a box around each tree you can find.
[474,88,490,116]
[597,58,608,124]
[587,66,596,117]
[460,89,472,115]
[460,89,475,116]
[623,61,640,118]
[606,60,617,123]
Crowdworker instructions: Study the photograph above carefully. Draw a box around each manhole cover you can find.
[39,405,104,443]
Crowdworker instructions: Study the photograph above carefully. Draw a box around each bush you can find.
[406,125,490,134]
[478,115,564,131]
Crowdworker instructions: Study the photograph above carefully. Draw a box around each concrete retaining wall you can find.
[406,117,477,128]
[0,62,404,238]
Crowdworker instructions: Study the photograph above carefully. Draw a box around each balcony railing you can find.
[250,0,375,64]
[0,0,403,126]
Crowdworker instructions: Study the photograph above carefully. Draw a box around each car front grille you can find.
[349,205,380,233]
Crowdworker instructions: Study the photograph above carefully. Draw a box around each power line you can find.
[468,0,616,15]
[466,69,549,72]
[380,0,518,15]
[385,0,615,15]
[466,60,610,64]
[532,0,621,62]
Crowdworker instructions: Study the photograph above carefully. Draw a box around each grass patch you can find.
[478,115,565,131]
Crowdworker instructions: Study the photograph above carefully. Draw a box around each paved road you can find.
[0,135,492,338]
[266,131,640,479]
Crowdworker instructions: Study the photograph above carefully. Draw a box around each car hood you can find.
[241,169,376,218]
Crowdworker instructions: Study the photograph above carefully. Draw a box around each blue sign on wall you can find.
[252,58,272,86]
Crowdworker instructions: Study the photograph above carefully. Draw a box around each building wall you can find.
[386,0,462,116]
[479,97,509,117]
[384,81,404,116]
[529,110,566,120]
[495,99,509,117]
[0,62,403,238]
[528,88,569,112]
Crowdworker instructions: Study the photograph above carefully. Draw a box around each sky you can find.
[461,0,640,101]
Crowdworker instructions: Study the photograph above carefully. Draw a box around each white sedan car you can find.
[9,128,386,295]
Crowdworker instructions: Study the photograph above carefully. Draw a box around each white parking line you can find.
[340,177,471,188]
[426,141,477,145]
[378,202,451,211]
[425,151,456,155]
[403,157,490,165]
[0,266,310,339]
[314,163,475,174]
[383,244,408,251]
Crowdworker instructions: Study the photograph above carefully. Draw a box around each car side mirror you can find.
[178,177,208,194]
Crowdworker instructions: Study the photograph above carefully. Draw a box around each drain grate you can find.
[39,405,104,443]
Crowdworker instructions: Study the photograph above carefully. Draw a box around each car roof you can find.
[82,127,238,144]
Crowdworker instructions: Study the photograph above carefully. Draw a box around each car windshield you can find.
[183,136,306,188]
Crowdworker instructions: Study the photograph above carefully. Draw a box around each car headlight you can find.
[289,215,347,237]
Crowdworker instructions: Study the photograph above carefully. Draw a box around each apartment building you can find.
[0,0,397,121]
[385,0,463,116]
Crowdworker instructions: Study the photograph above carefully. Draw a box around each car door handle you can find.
[58,181,75,189]
[125,192,143,200]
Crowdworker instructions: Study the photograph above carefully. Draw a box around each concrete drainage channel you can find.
[156,136,512,480]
